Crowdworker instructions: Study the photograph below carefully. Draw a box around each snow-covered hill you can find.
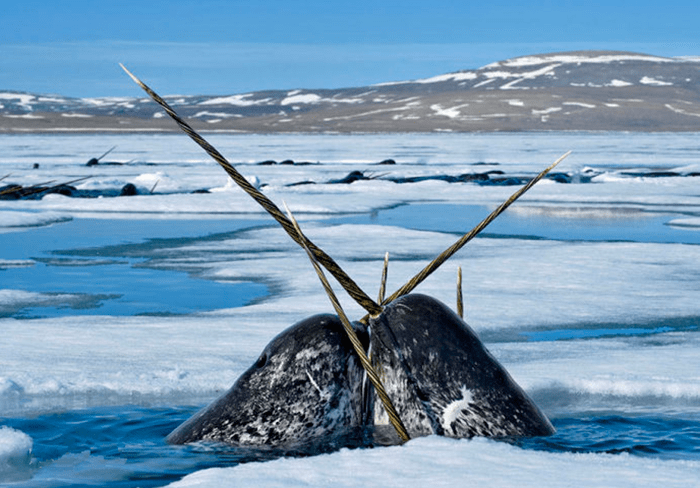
[2,51,699,132]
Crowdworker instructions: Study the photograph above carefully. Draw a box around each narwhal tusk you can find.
[378,252,389,304]
[381,151,570,307]
[96,145,117,161]
[457,266,463,319]
[283,202,410,443]
[120,63,382,317]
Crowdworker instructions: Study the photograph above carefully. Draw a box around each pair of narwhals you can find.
[121,65,564,451]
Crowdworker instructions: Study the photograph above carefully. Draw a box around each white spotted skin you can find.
[167,294,553,449]
[369,294,554,440]
[442,386,474,431]
[167,314,367,448]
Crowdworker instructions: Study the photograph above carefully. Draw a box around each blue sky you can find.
[2,0,699,97]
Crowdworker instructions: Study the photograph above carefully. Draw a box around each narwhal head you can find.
[167,314,368,448]
[369,293,555,442]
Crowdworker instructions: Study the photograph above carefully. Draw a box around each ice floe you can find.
[2,132,700,486]
[0,210,71,229]
[165,435,700,488]
[0,426,33,483]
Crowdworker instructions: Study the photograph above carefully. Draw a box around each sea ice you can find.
[2,132,700,486]
[0,426,32,483]
[165,436,700,488]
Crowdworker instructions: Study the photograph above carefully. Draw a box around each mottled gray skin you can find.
[167,314,367,447]
[168,294,553,448]
[369,294,554,441]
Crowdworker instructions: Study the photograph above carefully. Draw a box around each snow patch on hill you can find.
[488,52,674,68]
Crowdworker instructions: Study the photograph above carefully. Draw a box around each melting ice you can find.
[1,132,699,487]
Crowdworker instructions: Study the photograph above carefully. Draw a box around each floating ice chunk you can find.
[667,217,700,229]
[0,426,33,483]
[247,175,261,189]
[0,211,72,229]
[0,260,34,269]
[210,174,261,192]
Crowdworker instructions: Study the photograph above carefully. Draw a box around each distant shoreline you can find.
[3,50,700,133]
[2,126,699,135]
[2,114,700,135]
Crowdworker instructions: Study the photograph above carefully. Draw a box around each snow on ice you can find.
[2,132,700,486]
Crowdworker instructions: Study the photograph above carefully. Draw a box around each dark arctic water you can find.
[2,405,699,487]
[0,218,268,318]
[339,203,700,244]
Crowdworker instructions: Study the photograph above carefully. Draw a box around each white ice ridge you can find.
[165,436,700,488]
[0,210,72,229]
[667,217,700,228]
[0,426,33,482]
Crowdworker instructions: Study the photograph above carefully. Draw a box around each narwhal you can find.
[122,65,562,448]
[166,314,371,448]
